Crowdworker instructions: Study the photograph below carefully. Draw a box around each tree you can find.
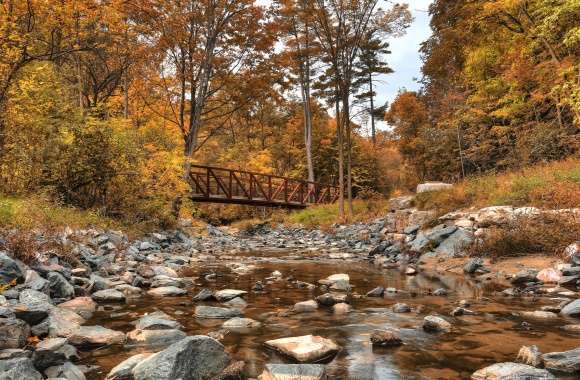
[131,0,274,177]
[309,0,411,220]
[353,31,393,145]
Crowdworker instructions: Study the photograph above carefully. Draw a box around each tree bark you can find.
[335,87,345,222]
[369,72,376,145]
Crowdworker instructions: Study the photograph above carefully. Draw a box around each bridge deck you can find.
[189,165,338,208]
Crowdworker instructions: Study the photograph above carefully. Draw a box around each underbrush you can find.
[470,213,580,261]
[283,198,391,228]
[0,195,158,237]
[416,158,580,214]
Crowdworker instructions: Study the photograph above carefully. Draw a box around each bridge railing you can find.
[188,165,339,207]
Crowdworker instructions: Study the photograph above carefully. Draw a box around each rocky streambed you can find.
[1,202,580,379]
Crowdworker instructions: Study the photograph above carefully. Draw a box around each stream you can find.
[81,252,579,379]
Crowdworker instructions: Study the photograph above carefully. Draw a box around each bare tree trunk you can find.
[335,87,344,222]
[123,69,129,118]
[342,88,353,218]
[369,72,376,145]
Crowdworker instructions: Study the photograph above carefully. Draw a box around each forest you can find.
[0,0,578,227]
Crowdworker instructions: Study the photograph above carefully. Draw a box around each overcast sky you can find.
[255,0,434,131]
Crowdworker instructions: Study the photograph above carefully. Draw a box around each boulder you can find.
[392,303,411,313]
[519,311,558,320]
[48,307,85,338]
[258,364,326,380]
[0,252,24,284]
[58,297,96,320]
[14,289,53,325]
[151,266,179,278]
[105,353,151,380]
[0,318,30,349]
[264,335,339,363]
[147,286,186,297]
[542,347,580,373]
[192,288,214,302]
[0,357,43,380]
[24,270,49,293]
[464,258,484,274]
[213,289,247,302]
[293,300,318,313]
[222,317,261,330]
[132,336,230,380]
[32,337,68,370]
[366,287,384,297]
[560,299,580,317]
[536,268,562,284]
[389,196,414,211]
[68,326,125,347]
[44,361,87,380]
[126,329,186,347]
[332,303,351,314]
[48,272,75,300]
[134,315,182,331]
[416,182,452,193]
[434,228,473,257]
[370,330,403,347]
[315,293,347,307]
[471,362,556,380]
[91,289,125,302]
[194,306,242,319]
[423,316,452,333]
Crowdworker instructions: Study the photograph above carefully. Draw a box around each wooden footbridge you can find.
[188,165,339,208]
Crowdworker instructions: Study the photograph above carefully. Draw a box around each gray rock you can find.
[258,364,326,380]
[89,274,111,291]
[370,330,403,347]
[48,272,75,300]
[92,289,125,302]
[0,318,30,349]
[511,270,537,285]
[14,289,53,325]
[222,317,261,330]
[147,286,186,297]
[126,329,186,347]
[389,195,414,210]
[416,182,452,193]
[561,299,580,317]
[464,258,484,274]
[392,303,411,313]
[213,289,247,302]
[433,288,448,296]
[194,306,242,319]
[132,336,230,380]
[105,353,151,380]
[192,288,214,302]
[135,316,182,331]
[0,357,43,380]
[423,315,452,333]
[24,270,49,293]
[315,293,347,307]
[542,347,580,373]
[45,361,87,380]
[435,228,473,257]
[471,362,556,379]
[0,252,24,284]
[68,326,125,347]
[32,338,68,370]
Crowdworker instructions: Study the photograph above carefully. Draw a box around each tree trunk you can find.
[342,88,353,218]
[369,72,376,145]
[123,69,129,118]
[334,88,345,222]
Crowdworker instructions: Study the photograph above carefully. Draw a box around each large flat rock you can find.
[264,335,339,363]
[194,306,242,319]
[213,289,247,302]
[68,326,125,347]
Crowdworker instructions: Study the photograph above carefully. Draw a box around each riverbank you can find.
[1,195,580,379]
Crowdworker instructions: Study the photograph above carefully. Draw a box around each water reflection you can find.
[82,257,578,379]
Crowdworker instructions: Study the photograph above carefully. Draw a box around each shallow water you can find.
[82,255,579,379]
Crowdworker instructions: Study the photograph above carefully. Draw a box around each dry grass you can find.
[0,228,81,266]
[470,213,580,261]
[416,158,580,215]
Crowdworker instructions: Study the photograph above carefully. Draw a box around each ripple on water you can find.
[81,256,579,379]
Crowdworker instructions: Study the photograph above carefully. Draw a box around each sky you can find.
[255,0,434,131]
